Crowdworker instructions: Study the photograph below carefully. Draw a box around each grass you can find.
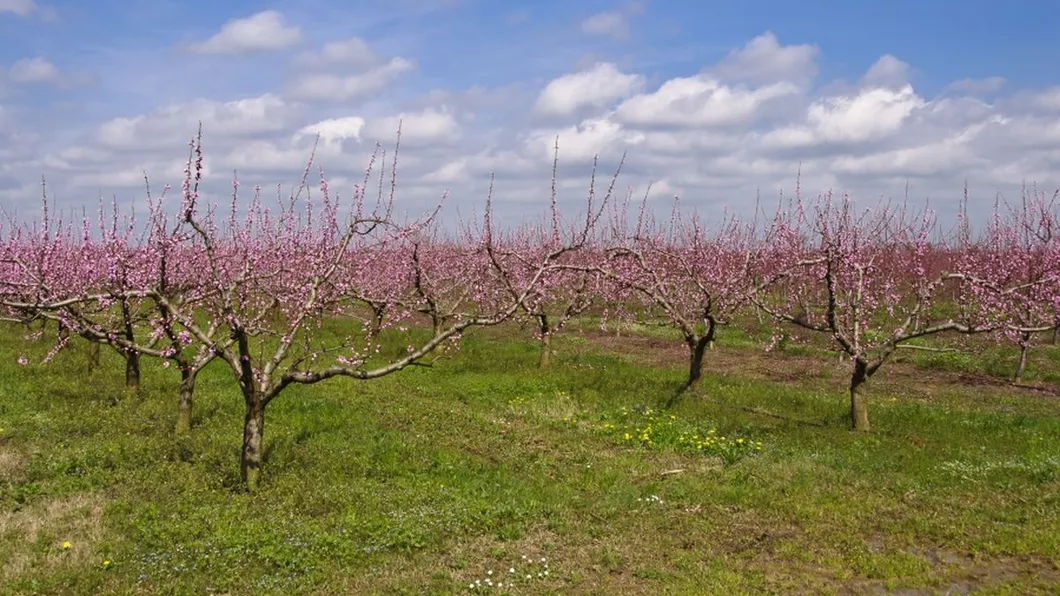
[0,321,1059,594]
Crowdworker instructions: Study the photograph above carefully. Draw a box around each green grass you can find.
[1,322,1059,594]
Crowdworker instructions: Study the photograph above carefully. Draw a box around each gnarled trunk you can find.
[241,394,266,491]
[686,336,709,389]
[1015,340,1030,381]
[684,318,717,390]
[537,314,552,370]
[849,357,871,432]
[369,303,386,340]
[86,342,100,372]
[175,367,196,434]
[667,331,715,408]
[121,298,140,393]
[124,350,141,391]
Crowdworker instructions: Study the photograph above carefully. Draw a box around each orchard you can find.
[1,130,1059,593]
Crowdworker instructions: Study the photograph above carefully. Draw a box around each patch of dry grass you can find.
[0,446,26,483]
[0,493,104,581]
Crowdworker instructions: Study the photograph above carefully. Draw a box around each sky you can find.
[0,0,1058,227]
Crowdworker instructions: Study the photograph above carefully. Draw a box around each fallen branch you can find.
[895,344,965,353]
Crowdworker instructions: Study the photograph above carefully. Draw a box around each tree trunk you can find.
[175,367,196,434]
[241,396,266,491]
[1013,331,1032,381]
[667,333,713,408]
[687,337,708,389]
[121,298,140,393]
[1052,325,1059,346]
[86,342,100,372]
[369,303,385,340]
[125,351,141,391]
[687,318,717,389]
[538,333,552,369]
[1015,343,1029,381]
[849,358,871,432]
[537,314,552,370]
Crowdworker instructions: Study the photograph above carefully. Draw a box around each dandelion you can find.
[62,541,71,550]
[102,559,112,569]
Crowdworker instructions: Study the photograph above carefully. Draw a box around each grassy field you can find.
[1,320,1059,595]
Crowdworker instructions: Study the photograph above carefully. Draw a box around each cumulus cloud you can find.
[1,27,1054,224]
[0,0,35,16]
[614,76,800,128]
[762,85,925,150]
[187,11,302,55]
[948,76,1006,95]
[5,56,94,89]
[364,107,461,145]
[581,11,629,40]
[285,57,414,102]
[527,117,645,164]
[96,94,305,150]
[533,63,644,118]
[861,55,913,90]
[299,116,365,145]
[8,56,58,83]
[1031,87,1060,111]
[294,37,377,69]
[712,31,819,88]
[580,1,643,41]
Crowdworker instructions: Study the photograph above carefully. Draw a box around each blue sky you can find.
[0,0,1058,223]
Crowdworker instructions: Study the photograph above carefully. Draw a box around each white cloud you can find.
[712,31,819,87]
[96,94,304,150]
[298,116,365,145]
[580,1,643,41]
[534,63,644,117]
[294,37,377,69]
[861,54,912,90]
[581,11,628,40]
[615,76,799,128]
[286,57,414,102]
[2,28,1058,226]
[6,56,95,89]
[1031,87,1060,111]
[187,11,302,55]
[8,56,58,83]
[364,108,460,145]
[948,76,1006,95]
[764,85,925,148]
[528,117,645,164]
[0,0,35,16]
